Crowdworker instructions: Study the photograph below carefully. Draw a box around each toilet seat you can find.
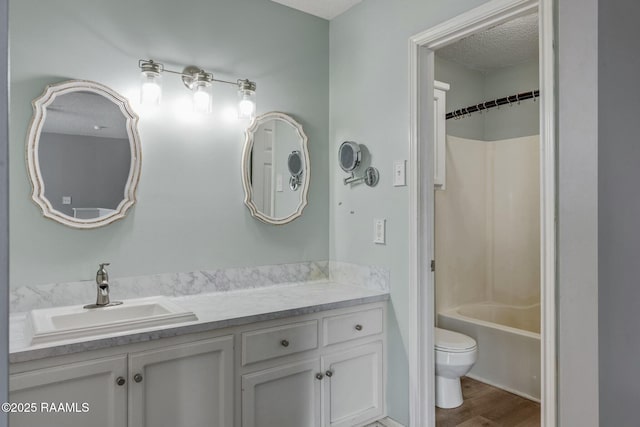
[435,327,477,353]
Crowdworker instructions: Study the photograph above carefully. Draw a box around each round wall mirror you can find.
[338,140,380,187]
[338,141,361,172]
[242,112,309,225]
[288,151,303,191]
[26,80,141,229]
[288,151,303,176]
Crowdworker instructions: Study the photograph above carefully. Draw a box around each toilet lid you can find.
[435,328,477,352]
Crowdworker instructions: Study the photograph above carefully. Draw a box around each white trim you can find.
[410,0,538,50]
[375,417,406,427]
[433,85,448,190]
[407,1,556,426]
[538,0,556,424]
[433,81,450,92]
[465,373,541,403]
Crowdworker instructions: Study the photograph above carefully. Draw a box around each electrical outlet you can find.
[62,196,72,205]
[374,219,386,244]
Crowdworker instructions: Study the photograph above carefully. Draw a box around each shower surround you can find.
[435,135,540,313]
[435,134,541,400]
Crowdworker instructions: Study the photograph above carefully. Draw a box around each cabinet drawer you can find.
[323,308,383,346]
[242,320,318,365]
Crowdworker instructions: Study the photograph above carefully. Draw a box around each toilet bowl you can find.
[434,327,478,409]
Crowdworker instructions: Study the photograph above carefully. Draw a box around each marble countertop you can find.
[10,281,389,364]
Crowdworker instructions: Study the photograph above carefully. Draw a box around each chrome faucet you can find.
[84,263,123,309]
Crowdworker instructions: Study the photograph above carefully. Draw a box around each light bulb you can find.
[139,61,163,107]
[141,81,161,105]
[193,82,212,114]
[238,97,256,118]
[237,80,257,119]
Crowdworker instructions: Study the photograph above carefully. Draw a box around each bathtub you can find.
[438,302,540,401]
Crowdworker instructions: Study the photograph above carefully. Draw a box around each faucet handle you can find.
[96,263,110,285]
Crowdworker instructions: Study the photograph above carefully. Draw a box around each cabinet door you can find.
[242,359,321,427]
[129,335,234,427]
[9,355,127,427]
[321,341,383,427]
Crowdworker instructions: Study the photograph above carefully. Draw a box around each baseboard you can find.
[377,417,406,427]
[465,374,541,403]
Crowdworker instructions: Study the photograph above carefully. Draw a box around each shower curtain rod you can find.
[446,89,540,120]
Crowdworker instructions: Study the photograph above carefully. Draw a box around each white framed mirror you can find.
[242,112,309,225]
[26,80,142,229]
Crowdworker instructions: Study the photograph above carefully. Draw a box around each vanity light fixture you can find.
[138,59,257,118]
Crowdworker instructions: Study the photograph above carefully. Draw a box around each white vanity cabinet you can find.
[9,335,234,427]
[128,336,234,427]
[240,304,385,427]
[321,342,383,427]
[10,301,386,427]
[242,358,322,427]
[9,355,128,427]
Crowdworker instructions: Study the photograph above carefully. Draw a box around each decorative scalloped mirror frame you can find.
[242,112,310,225]
[26,80,142,229]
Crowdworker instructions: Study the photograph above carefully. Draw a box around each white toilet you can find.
[434,327,478,409]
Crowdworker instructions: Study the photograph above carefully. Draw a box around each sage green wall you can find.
[329,1,489,423]
[9,0,329,287]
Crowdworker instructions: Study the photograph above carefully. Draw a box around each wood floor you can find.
[436,377,540,427]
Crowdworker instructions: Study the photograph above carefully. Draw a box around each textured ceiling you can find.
[270,0,362,20]
[43,92,128,140]
[437,14,539,73]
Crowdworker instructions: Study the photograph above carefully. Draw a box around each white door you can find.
[242,359,321,427]
[128,336,234,427]
[251,124,276,216]
[9,355,127,427]
[321,341,383,427]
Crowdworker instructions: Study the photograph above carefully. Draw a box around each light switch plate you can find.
[393,160,406,186]
[373,219,386,244]
[62,196,72,205]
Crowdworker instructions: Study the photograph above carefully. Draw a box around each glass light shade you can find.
[193,81,213,114]
[140,70,162,106]
[238,89,256,119]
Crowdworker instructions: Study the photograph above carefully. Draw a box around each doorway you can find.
[407,0,555,426]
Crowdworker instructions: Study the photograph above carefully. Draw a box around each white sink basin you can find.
[25,296,198,345]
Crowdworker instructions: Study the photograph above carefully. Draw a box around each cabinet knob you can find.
[133,373,143,383]
[281,339,290,347]
[325,370,333,378]
[315,373,324,380]
[116,376,126,386]
[355,324,363,331]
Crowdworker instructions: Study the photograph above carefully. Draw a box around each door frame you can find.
[407,0,556,426]
[0,0,8,422]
